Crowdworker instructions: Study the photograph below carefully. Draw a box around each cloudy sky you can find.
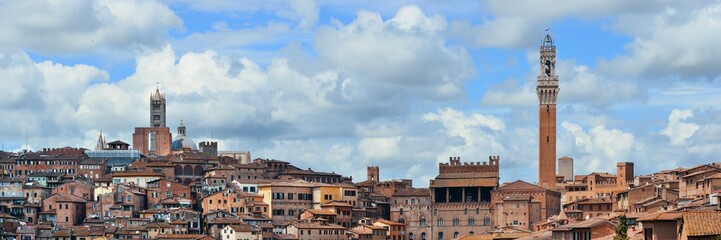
[2,0,720,186]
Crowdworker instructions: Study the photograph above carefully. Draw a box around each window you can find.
[437,218,444,227]
[287,193,294,200]
[419,218,426,227]
[452,217,459,226]
[468,218,475,226]
[453,232,459,239]
[483,217,491,226]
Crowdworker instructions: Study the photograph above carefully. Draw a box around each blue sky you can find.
[1,0,720,186]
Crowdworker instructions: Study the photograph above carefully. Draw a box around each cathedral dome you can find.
[172,120,198,151]
[172,135,198,151]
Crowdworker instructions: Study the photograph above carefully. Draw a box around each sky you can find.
[1,0,721,187]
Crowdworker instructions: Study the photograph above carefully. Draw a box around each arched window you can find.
[469,231,474,235]
[183,165,193,176]
[400,208,404,215]
[174,165,182,176]
[438,232,444,240]
[437,218,444,227]
[468,218,475,226]
[464,208,468,215]
[419,218,426,227]
[194,166,203,176]
[421,233,426,240]
[476,208,480,214]
[399,218,405,224]
[453,232,459,239]
[483,216,491,226]
[453,217,460,226]
[148,132,157,152]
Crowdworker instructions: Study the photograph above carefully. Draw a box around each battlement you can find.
[199,141,218,148]
[41,147,86,156]
[439,156,500,173]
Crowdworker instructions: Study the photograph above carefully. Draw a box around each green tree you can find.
[614,215,628,240]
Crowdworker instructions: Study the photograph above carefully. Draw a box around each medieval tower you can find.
[537,31,559,189]
[150,86,167,127]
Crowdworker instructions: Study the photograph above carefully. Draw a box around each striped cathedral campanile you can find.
[537,31,559,189]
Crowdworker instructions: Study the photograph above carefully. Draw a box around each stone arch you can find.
[409,233,414,240]
[183,178,192,185]
[438,232,443,240]
[183,165,193,176]
[174,165,183,176]
[421,233,426,240]
[194,166,204,176]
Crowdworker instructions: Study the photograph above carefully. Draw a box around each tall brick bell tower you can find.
[537,30,559,189]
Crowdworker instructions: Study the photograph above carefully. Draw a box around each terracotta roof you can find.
[321,200,354,208]
[51,193,88,202]
[553,218,615,231]
[290,221,345,229]
[80,158,107,165]
[682,168,721,178]
[208,217,243,225]
[392,188,430,197]
[355,180,375,187]
[374,219,404,226]
[683,212,721,236]
[274,233,298,239]
[112,171,164,177]
[637,211,683,221]
[304,209,337,216]
[156,234,210,239]
[499,180,547,191]
[228,224,256,232]
[53,229,72,237]
[70,226,105,236]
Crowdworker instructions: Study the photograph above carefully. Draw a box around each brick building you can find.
[78,158,107,180]
[491,180,560,231]
[428,156,499,240]
[14,152,84,178]
[536,32,559,189]
[53,180,95,202]
[146,178,193,207]
[39,193,87,227]
[389,187,431,240]
[201,188,268,215]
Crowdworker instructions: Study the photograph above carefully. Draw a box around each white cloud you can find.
[0,0,182,53]
[561,122,635,173]
[482,60,644,108]
[660,109,699,145]
[315,5,474,101]
[358,137,402,159]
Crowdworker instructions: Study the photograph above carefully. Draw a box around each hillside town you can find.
[0,33,719,240]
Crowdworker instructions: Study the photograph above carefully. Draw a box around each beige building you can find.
[285,221,346,240]
[557,156,573,182]
[220,225,261,240]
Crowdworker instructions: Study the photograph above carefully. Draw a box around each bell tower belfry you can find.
[150,85,166,128]
[537,29,559,189]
